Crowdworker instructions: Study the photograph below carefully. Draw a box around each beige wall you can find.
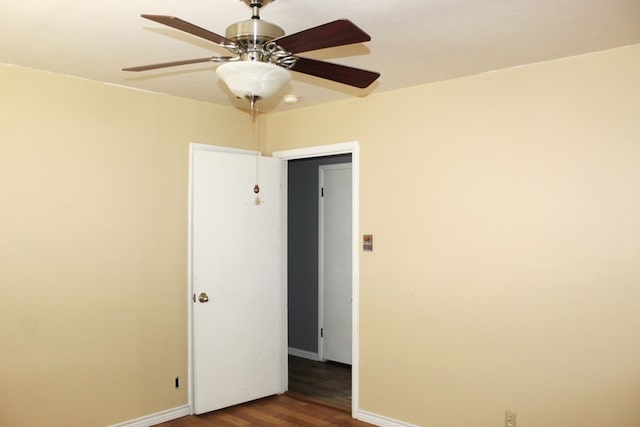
[1,43,639,427]
[267,44,640,427]
[0,65,258,427]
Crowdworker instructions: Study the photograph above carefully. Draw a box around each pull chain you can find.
[250,96,261,196]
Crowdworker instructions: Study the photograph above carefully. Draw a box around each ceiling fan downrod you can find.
[242,0,274,19]
[250,2,261,19]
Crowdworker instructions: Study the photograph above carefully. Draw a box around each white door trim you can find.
[272,142,360,417]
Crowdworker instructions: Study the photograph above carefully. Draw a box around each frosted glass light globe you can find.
[217,61,291,100]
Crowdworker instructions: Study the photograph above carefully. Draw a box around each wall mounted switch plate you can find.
[505,410,516,427]
[363,234,373,251]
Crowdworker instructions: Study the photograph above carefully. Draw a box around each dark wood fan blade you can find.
[291,57,380,88]
[141,14,235,46]
[123,56,233,72]
[274,19,371,54]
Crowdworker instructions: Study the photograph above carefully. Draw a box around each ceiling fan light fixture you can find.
[216,61,291,100]
[125,2,380,111]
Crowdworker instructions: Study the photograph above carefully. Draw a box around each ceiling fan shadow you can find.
[292,72,380,97]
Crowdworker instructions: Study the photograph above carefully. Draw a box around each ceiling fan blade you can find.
[291,57,380,88]
[123,56,233,72]
[141,14,236,46]
[274,19,371,54]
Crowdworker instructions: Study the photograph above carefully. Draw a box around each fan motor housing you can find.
[225,19,285,42]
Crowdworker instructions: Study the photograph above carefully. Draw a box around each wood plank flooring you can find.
[288,355,351,408]
[156,356,357,426]
[154,394,373,426]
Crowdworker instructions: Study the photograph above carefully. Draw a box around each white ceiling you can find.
[2,0,640,112]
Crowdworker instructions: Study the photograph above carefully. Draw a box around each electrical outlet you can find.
[505,410,516,427]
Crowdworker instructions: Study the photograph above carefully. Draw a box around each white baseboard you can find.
[356,409,421,427]
[288,347,321,361]
[109,404,190,427]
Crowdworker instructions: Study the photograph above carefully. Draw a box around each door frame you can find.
[273,142,360,417]
[187,141,360,417]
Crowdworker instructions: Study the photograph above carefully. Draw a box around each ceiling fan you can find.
[123,0,380,111]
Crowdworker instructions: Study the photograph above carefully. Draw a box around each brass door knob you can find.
[198,292,210,303]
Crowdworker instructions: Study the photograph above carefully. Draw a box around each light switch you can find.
[363,234,373,252]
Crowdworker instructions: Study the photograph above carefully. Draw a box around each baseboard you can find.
[288,347,321,361]
[356,409,421,427]
[109,404,190,427]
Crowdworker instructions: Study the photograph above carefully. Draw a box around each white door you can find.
[191,145,284,414]
[319,163,352,365]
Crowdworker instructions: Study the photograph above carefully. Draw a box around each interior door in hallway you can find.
[319,163,352,365]
[191,145,284,414]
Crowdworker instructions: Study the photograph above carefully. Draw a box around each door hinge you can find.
[320,328,324,338]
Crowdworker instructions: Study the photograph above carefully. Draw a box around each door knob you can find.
[198,292,210,303]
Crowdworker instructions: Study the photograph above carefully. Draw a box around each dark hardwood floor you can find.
[288,355,352,409]
[155,355,356,426]
[154,394,372,427]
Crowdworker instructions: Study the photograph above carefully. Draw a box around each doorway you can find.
[286,155,352,407]
[273,142,359,415]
